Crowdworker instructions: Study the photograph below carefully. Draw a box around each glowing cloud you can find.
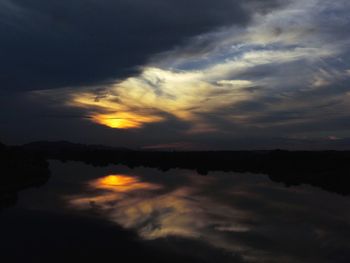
[70,67,255,132]
[61,0,350,140]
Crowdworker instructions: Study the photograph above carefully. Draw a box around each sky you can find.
[1,0,350,150]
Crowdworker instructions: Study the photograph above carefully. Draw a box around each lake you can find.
[1,160,349,263]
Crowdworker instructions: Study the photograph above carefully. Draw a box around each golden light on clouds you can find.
[29,0,346,141]
[69,67,255,132]
[67,31,335,132]
[69,41,334,133]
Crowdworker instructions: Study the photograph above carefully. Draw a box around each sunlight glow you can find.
[91,113,164,129]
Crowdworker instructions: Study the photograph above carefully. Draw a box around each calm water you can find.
[1,160,350,263]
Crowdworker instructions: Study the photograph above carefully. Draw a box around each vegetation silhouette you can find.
[1,139,350,210]
[16,141,350,195]
[0,143,50,210]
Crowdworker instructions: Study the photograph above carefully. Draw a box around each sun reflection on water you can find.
[99,175,138,186]
[93,174,161,192]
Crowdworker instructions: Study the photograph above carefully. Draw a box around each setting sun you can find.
[91,113,164,129]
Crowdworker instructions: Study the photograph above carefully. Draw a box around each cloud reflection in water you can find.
[69,174,249,246]
[67,171,350,263]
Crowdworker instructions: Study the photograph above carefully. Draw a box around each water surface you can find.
[1,161,349,263]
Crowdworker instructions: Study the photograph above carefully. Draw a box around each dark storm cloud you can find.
[0,0,281,92]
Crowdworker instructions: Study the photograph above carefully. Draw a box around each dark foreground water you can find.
[1,161,350,263]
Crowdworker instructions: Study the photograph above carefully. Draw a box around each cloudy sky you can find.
[1,0,350,149]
